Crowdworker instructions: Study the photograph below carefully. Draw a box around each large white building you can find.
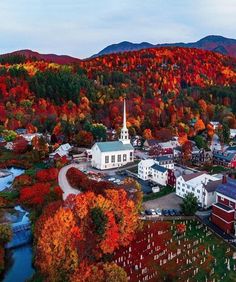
[91,99,134,170]
[176,172,221,208]
[138,156,173,186]
[138,159,155,180]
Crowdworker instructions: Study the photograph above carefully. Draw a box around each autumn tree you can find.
[75,130,94,147]
[0,224,12,244]
[13,136,28,154]
[32,136,49,159]
[194,135,207,149]
[143,128,153,140]
[218,123,230,145]
[181,141,193,164]
[70,262,127,282]
[36,207,80,282]
[156,128,173,142]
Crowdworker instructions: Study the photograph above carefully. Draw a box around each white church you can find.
[91,99,134,170]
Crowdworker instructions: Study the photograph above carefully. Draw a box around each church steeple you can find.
[119,98,130,144]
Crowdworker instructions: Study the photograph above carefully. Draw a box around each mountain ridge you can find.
[92,35,236,58]
[0,35,236,63]
[0,49,81,64]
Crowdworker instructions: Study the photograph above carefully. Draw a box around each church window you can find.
[123,154,127,161]
[130,152,133,159]
[118,155,121,162]
[105,156,109,163]
[111,155,115,163]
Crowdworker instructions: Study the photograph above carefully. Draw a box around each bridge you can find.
[5,222,32,249]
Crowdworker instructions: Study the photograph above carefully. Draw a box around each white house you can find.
[138,159,156,180]
[155,155,174,169]
[230,129,236,139]
[210,121,220,130]
[5,142,13,151]
[49,143,72,159]
[20,133,42,143]
[91,99,134,170]
[138,157,171,186]
[158,140,179,150]
[176,172,220,208]
[149,164,168,186]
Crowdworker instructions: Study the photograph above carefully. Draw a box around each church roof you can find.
[96,141,133,152]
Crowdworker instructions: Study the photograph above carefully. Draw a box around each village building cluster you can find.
[1,98,236,237]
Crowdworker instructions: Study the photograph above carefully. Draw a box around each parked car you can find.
[108,177,115,181]
[150,209,156,215]
[140,211,145,216]
[174,210,181,216]
[169,209,176,216]
[155,208,162,216]
[145,210,152,216]
[162,209,169,216]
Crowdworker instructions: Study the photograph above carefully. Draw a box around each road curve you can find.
[58,163,82,200]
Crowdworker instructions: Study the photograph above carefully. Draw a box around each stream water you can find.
[0,168,35,282]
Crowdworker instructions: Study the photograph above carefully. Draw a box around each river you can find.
[0,168,35,282]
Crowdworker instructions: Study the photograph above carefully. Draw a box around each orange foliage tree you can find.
[35,188,139,281]
[36,207,80,281]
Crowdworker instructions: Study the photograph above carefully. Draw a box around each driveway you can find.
[143,192,183,210]
[58,163,82,200]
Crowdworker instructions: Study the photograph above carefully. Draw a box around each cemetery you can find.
[113,220,236,281]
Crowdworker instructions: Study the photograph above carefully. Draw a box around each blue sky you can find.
[0,0,235,58]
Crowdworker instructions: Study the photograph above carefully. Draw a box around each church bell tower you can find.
[119,98,130,144]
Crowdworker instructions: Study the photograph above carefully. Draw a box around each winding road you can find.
[58,163,82,200]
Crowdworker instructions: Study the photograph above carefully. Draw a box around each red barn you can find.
[212,177,236,234]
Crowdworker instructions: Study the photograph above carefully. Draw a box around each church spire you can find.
[119,98,130,144]
[123,98,127,129]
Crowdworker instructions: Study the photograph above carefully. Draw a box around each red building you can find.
[212,177,236,234]
[167,169,176,187]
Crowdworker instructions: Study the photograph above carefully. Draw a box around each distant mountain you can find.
[93,35,236,58]
[0,49,80,64]
[91,41,153,58]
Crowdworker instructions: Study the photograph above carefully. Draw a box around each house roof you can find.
[156,155,173,162]
[204,179,222,193]
[182,172,206,182]
[139,159,155,167]
[226,146,236,152]
[213,202,234,212]
[56,143,72,152]
[96,141,133,152]
[144,139,159,147]
[213,151,236,162]
[15,128,27,134]
[151,164,167,173]
[216,177,236,200]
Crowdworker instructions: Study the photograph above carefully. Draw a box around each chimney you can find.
[222,175,227,184]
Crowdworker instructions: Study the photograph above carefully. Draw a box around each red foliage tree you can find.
[36,168,59,182]
[13,136,28,154]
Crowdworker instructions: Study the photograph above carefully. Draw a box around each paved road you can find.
[58,163,82,200]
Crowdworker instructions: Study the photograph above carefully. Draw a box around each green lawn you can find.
[204,165,228,174]
[143,185,175,202]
